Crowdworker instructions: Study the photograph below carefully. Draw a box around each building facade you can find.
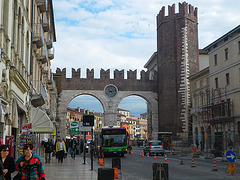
[202,25,240,153]
[0,0,57,151]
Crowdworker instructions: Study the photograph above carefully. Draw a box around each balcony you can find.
[48,47,54,60]
[42,12,50,32]
[37,0,47,13]
[32,24,44,48]
[39,45,48,64]
[31,81,46,107]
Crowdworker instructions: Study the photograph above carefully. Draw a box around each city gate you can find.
[54,68,158,139]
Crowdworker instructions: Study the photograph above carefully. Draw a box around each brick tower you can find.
[157,2,199,136]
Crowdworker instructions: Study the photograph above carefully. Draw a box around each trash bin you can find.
[98,168,114,180]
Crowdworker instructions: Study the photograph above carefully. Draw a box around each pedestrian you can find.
[0,158,4,180]
[0,145,15,180]
[56,138,66,163]
[54,139,59,160]
[15,143,45,180]
[44,139,53,163]
[70,139,77,159]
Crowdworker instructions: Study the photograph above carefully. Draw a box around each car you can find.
[143,140,164,156]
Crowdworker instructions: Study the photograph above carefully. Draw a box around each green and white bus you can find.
[95,126,128,157]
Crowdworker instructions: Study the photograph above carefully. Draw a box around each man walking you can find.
[70,139,77,159]
[44,139,53,163]
[56,138,66,163]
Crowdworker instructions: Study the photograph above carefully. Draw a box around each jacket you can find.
[16,154,45,180]
[0,155,15,180]
[56,141,66,152]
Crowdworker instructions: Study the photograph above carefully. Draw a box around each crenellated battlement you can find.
[157,2,198,24]
[53,68,157,91]
[54,68,154,80]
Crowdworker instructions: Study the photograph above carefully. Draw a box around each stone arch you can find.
[57,90,158,139]
[66,92,106,112]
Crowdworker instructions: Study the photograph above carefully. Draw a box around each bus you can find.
[95,126,128,157]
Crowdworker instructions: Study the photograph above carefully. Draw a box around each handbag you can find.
[13,172,22,180]
[52,151,55,157]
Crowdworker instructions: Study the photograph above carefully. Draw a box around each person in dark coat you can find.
[0,145,15,180]
[44,139,53,163]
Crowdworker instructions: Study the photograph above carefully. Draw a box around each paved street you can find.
[42,155,97,180]
[39,146,240,180]
[90,146,240,180]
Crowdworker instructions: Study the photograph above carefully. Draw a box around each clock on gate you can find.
[104,84,118,98]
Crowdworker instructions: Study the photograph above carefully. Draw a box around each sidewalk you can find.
[42,155,97,180]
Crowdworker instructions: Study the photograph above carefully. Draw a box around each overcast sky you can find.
[52,0,240,117]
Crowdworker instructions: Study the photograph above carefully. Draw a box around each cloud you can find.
[52,0,240,116]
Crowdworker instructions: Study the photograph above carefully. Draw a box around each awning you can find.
[31,107,54,133]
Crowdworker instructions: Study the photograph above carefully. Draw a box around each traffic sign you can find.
[226,150,236,163]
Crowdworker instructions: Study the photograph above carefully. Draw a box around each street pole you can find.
[83,132,86,164]
[90,127,93,170]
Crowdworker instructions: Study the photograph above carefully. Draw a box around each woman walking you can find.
[16,143,45,180]
[0,145,15,180]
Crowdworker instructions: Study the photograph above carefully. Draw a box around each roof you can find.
[203,25,240,51]
[144,52,157,68]
[117,108,129,112]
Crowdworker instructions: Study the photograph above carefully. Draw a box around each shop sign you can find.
[22,123,32,133]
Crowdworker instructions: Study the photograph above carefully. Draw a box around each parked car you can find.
[143,140,164,156]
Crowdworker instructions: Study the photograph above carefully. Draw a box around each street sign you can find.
[69,121,80,135]
[79,122,91,132]
[226,150,236,163]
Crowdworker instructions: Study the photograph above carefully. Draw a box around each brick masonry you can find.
[157,2,199,136]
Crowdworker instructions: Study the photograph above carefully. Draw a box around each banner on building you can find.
[22,123,32,133]
[69,121,80,134]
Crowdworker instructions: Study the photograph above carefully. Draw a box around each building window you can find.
[215,78,219,88]
[225,48,229,60]
[214,54,217,65]
[226,73,230,85]
[200,80,203,88]
[238,41,240,54]
[194,82,197,90]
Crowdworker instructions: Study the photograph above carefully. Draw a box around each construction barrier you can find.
[191,157,195,167]
[164,154,168,162]
[154,153,157,160]
[98,158,104,166]
[226,162,236,176]
[212,159,218,172]
[113,168,118,179]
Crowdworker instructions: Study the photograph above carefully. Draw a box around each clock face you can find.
[105,85,117,97]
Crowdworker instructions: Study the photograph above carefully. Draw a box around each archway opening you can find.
[117,95,147,146]
[67,95,104,140]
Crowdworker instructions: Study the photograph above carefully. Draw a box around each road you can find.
[85,146,240,180]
